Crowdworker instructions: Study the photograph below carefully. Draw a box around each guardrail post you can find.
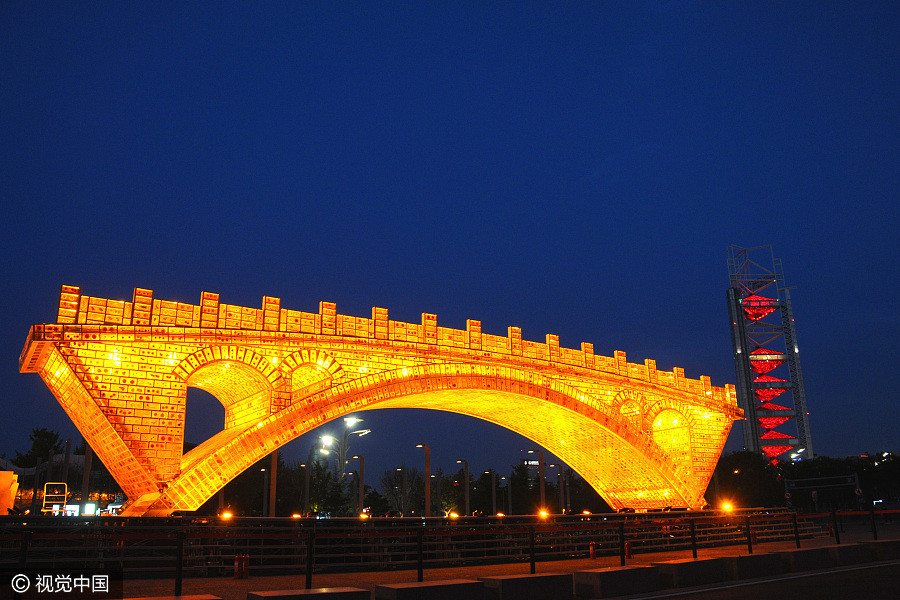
[305,528,315,589]
[18,530,30,570]
[831,512,841,544]
[618,522,625,566]
[689,518,697,559]
[870,510,878,540]
[416,527,424,582]
[744,516,753,554]
[792,512,801,548]
[528,526,536,574]
[174,525,185,597]
[14,530,31,600]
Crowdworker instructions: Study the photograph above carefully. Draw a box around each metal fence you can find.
[1,507,849,580]
[16,506,900,596]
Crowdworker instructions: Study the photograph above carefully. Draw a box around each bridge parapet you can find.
[27,286,738,406]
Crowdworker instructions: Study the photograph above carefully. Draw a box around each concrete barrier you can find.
[652,557,726,588]
[479,572,572,600]
[823,543,873,567]
[858,539,900,561]
[127,596,221,600]
[721,553,783,580]
[373,579,483,600]
[248,589,370,599]
[573,566,660,598]
[777,547,830,573]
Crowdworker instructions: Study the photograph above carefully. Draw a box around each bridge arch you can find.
[282,349,343,402]
[147,363,704,515]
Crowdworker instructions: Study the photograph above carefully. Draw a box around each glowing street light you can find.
[319,417,371,483]
[456,459,470,516]
[416,444,431,517]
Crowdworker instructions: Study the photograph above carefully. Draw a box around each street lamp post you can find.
[551,464,565,514]
[456,460,469,516]
[416,444,431,517]
[432,474,441,516]
[300,463,310,515]
[395,467,409,515]
[485,471,497,515]
[269,451,278,517]
[501,476,512,515]
[350,455,364,515]
[320,417,371,482]
[260,467,269,517]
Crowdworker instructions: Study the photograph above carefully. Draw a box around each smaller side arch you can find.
[648,406,693,482]
[614,389,649,432]
[174,346,284,389]
[282,349,342,402]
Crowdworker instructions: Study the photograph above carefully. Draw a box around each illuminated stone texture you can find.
[20,286,742,516]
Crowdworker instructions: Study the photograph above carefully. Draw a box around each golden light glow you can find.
[20,285,741,516]
[221,512,233,519]
[496,512,506,517]
[448,512,459,519]
[539,509,549,519]
[582,510,592,515]
[721,502,733,512]
[359,512,370,520]
[291,513,302,518]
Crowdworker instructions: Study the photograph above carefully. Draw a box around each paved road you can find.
[123,520,899,599]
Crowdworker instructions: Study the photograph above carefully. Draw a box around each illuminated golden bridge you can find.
[20,286,742,516]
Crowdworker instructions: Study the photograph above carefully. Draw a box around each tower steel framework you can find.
[727,245,813,462]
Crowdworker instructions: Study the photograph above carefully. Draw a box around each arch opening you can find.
[160,366,708,514]
[651,409,692,478]
[370,389,690,511]
[291,363,333,401]
[181,360,273,472]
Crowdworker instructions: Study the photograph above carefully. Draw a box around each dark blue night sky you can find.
[1,3,897,483]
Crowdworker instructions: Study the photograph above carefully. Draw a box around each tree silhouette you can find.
[13,428,63,468]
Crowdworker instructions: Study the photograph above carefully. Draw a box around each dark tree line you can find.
[707,450,899,512]
[11,429,894,517]
[4,428,122,511]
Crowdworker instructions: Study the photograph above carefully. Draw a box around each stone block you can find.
[248,589,370,600]
[574,566,660,598]
[127,596,221,600]
[652,557,726,588]
[721,553,783,580]
[373,579,483,600]
[480,572,572,600]
[777,547,830,572]
[859,539,900,561]
[823,543,873,567]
